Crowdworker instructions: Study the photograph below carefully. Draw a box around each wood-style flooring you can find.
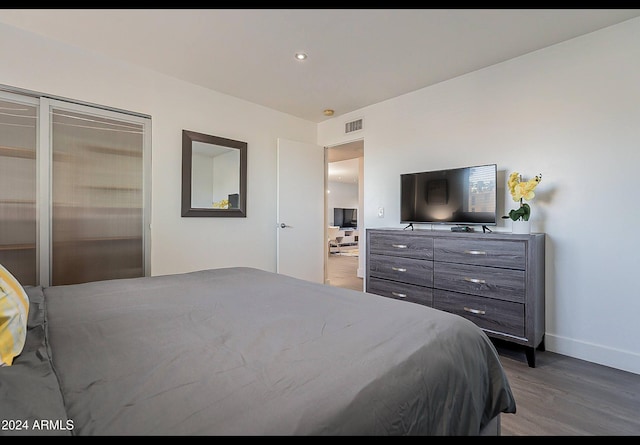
[326,254,640,436]
[496,340,640,436]
[327,252,363,291]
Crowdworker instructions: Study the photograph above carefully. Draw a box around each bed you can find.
[1,266,516,436]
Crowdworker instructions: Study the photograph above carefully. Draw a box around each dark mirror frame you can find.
[181,129,247,217]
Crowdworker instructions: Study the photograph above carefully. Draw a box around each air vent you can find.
[345,118,363,134]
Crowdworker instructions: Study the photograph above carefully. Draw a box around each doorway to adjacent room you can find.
[325,139,364,291]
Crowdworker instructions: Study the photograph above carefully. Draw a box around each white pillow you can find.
[0,263,29,366]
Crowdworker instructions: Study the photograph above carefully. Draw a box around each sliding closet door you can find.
[0,94,38,285]
[49,101,150,286]
[0,89,150,287]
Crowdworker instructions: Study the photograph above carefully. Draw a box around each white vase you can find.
[512,219,531,234]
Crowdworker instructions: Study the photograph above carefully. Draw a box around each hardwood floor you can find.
[496,340,640,436]
[327,255,640,436]
[327,252,362,291]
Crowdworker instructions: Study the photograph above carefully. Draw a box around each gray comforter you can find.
[2,267,516,435]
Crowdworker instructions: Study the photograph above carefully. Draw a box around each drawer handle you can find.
[392,244,408,249]
[391,267,407,272]
[464,307,486,315]
[463,277,486,284]
[392,292,407,298]
[464,250,486,255]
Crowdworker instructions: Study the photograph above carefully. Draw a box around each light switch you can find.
[378,207,384,217]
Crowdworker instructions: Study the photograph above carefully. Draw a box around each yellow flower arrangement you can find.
[503,172,542,222]
[212,199,229,209]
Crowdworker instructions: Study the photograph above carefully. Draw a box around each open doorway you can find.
[325,140,364,291]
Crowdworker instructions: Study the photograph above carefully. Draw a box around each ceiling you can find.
[327,142,363,184]
[1,8,639,125]
[2,9,639,184]
[328,157,361,185]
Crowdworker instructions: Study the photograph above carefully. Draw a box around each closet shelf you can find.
[0,199,36,205]
[0,145,36,159]
[53,236,142,244]
[85,144,143,157]
[0,243,36,251]
[82,185,141,191]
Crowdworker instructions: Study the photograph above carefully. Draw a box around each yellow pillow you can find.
[0,264,29,366]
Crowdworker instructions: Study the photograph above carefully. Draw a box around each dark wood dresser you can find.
[366,228,545,367]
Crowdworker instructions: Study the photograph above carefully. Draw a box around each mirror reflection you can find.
[191,141,240,209]
[182,130,247,217]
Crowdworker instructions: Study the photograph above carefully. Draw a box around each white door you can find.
[277,138,325,283]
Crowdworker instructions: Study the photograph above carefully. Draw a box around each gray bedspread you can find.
[4,267,516,435]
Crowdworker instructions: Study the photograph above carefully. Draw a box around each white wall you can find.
[319,18,640,375]
[327,181,358,226]
[191,152,214,207]
[211,150,240,205]
[0,22,316,277]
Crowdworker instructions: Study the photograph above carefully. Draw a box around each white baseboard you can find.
[545,333,640,375]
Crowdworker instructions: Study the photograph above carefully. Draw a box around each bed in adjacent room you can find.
[1,266,516,436]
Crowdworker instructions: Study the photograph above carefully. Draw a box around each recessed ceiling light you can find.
[295,52,307,61]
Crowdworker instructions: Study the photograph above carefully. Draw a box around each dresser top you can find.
[366,227,544,241]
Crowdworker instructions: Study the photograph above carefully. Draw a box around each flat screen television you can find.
[400,163,497,226]
[334,207,358,228]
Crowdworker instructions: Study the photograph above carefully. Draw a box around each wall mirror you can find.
[181,130,247,217]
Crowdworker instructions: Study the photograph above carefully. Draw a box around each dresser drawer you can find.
[369,254,433,287]
[434,262,524,303]
[434,238,526,269]
[368,277,433,307]
[433,289,525,338]
[369,231,433,259]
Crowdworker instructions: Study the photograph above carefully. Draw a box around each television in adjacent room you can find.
[400,163,497,226]
[334,207,358,228]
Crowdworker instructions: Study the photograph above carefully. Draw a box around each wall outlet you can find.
[377,207,384,217]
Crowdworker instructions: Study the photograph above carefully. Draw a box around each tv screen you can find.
[334,208,357,228]
[400,164,497,226]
